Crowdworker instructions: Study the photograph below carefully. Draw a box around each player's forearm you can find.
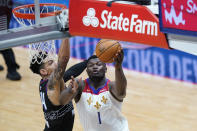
[63,60,87,82]
[115,66,127,98]
[47,39,70,90]
[57,38,70,79]
[59,87,76,105]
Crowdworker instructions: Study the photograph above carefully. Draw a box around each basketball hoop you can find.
[13,3,68,64]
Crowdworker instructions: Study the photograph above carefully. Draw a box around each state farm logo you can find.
[83,8,99,27]
[82,8,158,36]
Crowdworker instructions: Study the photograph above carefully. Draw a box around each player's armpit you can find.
[47,72,59,90]
[47,79,64,106]
[47,88,61,106]
[47,62,68,90]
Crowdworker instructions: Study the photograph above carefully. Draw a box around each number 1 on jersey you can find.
[97,112,102,124]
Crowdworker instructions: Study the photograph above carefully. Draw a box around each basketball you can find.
[95,39,121,63]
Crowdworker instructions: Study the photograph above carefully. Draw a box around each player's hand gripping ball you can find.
[95,39,121,63]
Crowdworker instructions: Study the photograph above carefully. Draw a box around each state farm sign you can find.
[83,8,158,36]
[69,0,169,49]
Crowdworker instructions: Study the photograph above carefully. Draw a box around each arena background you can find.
[10,0,197,85]
[1,0,197,131]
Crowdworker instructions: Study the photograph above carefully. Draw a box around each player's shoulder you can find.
[108,80,115,87]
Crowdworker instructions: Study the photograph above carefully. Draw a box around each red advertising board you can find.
[69,0,169,49]
[159,0,197,36]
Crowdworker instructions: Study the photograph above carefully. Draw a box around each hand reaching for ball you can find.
[113,47,124,68]
[95,39,121,63]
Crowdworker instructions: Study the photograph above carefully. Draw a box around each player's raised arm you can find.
[109,48,127,101]
[47,38,70,90]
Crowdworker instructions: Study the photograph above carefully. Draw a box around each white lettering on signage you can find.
[163,1,185,26]
[186,0,197,14]
[100,10,158,36]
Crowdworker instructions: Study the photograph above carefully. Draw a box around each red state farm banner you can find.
[69,0,169,49]
[159,0,197,36]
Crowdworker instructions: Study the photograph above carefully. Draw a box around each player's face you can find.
[44,59,57,75]
[86,58,107,77]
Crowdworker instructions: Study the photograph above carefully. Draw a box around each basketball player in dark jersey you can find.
[30,38,87,131]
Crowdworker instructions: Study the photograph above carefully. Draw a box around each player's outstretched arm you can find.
[48,38,70,90]
[110,48,127,101]
[46,39,70,105]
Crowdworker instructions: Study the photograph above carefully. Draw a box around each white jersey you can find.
[76,78,129,131]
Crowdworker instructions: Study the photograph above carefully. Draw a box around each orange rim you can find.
[13,3,67,20]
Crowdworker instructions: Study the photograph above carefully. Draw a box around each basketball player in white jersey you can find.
[60,48,129,131]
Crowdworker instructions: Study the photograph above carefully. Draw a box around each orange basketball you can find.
[95,39,121,63]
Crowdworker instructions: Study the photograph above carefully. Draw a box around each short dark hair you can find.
[29,52,47,75]
[87,55,98,63]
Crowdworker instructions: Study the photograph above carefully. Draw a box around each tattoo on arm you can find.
[48,61,68,90]
[47,38,70,90]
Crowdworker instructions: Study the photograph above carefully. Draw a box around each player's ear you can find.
[86,68,89,74]
[40,69,47,76]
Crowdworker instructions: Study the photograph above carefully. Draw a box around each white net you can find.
[13,3,67,64]
[29,40,57,64]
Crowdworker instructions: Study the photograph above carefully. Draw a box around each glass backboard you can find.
[0,0,70,50]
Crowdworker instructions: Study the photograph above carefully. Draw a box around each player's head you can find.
[86,55,107,81]
[30,52,57,77]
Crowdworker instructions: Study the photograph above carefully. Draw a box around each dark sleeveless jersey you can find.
[39,79,74,131]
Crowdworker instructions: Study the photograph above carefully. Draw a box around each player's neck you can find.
[89,76,106,90]
[41,75,50,80]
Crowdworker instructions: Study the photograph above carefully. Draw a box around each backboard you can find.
[0,0,70,50]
